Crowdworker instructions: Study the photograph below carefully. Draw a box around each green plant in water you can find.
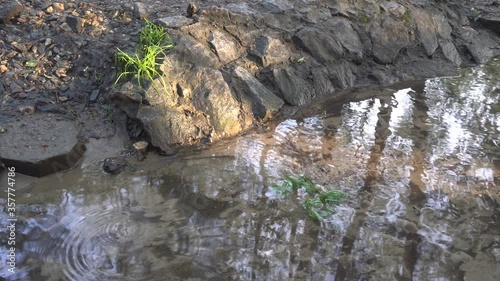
[270,176,346,222]
[114,19,175,96]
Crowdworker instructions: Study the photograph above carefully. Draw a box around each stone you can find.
[208,31,241,64]
[137,106,199,152]
[370,18,409,64]
[311,67,335,96]
[226,3,258,14]
[102,157,128,175]
[0,65,7,73]
[133,141,148,151]
[156,16,193,29]
[293,28,343,63]
[440,41,462,66]
[272,67,311,106]
[18,104,35,114]
[233,66,284,119]
[53,2,64,11]
[171,34,219,68]
[9,82,22,93]
[0,0,23,24]
[186,67,242,136]
[327,61,356,89]
[66,16,84,33]
[89,89,100,102]
[466,43,494,64]
[379,1,406,17]
[133,2,148,19]
[412,9,439,56]
[327,17,364,62]
[36,104,60,113]
[259,0,294,14]
[0,117,85,177]
[186,3,198,17]
[249,36,290,67]
[46,6,53,14]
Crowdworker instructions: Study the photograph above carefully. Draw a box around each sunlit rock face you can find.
[110,0,500,153]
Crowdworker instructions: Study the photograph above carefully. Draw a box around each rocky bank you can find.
[1,0,500,176]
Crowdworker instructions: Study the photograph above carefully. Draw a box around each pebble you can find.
[0,65,7,73]
[9,82,23,93]
[18,104,36,114]
[46,6,53,14]
[53,3,65,11]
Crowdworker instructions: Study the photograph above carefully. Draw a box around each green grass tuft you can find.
[360,15,369,24]
[270,176,346,222]
[114,19,175,96]
[401,11,411,24]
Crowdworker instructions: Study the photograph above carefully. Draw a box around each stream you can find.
[1,59,499,281]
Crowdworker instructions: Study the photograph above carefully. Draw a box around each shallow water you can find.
[1,60,499,281]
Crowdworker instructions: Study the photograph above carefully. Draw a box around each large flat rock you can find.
[0,116,85,177]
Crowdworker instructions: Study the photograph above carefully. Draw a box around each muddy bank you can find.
[1,0,500,175]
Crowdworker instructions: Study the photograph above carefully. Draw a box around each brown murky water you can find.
[1,60,499,280]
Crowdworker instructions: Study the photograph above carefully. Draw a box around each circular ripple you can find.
[60,207,151,281]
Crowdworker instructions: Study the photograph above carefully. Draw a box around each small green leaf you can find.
[25,60,38,68]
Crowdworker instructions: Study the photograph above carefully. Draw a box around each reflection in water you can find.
[1,60,500,280]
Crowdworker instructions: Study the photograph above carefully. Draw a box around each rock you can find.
[0,65,7,73]
[102,157,128,175]
[379,1,406,17]
[36,104,61,113]
[156,16,193,28]
[249,36,290,67]
[133,2,148,19]
[208,30,241,64]
[53,2,64,11]
[133,141,148,151]
[186,3,198,17]
[412,9,439,56]
[137,106,199,152]
[440,41,462,66]
[293,28,343,63]
[259,0,294,14]
[89,89,100,102]
[226,3,258,14]
[466,42,495,64]
[171,34,219,68]
[0,117,85,177]
[66,16,84,33]
[46,6,53,14]
[327,18,364,62]
[232,66,284,119]
[186,67,242,136]
[0,0,23,24]
[18,104,35,114]
[273,67,311,106]
[9,82,22,93]
[311,67,335,96]
[327,61,356,89]
[370,18,409,64]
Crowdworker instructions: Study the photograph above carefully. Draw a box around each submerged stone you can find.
[102,157,128,175]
